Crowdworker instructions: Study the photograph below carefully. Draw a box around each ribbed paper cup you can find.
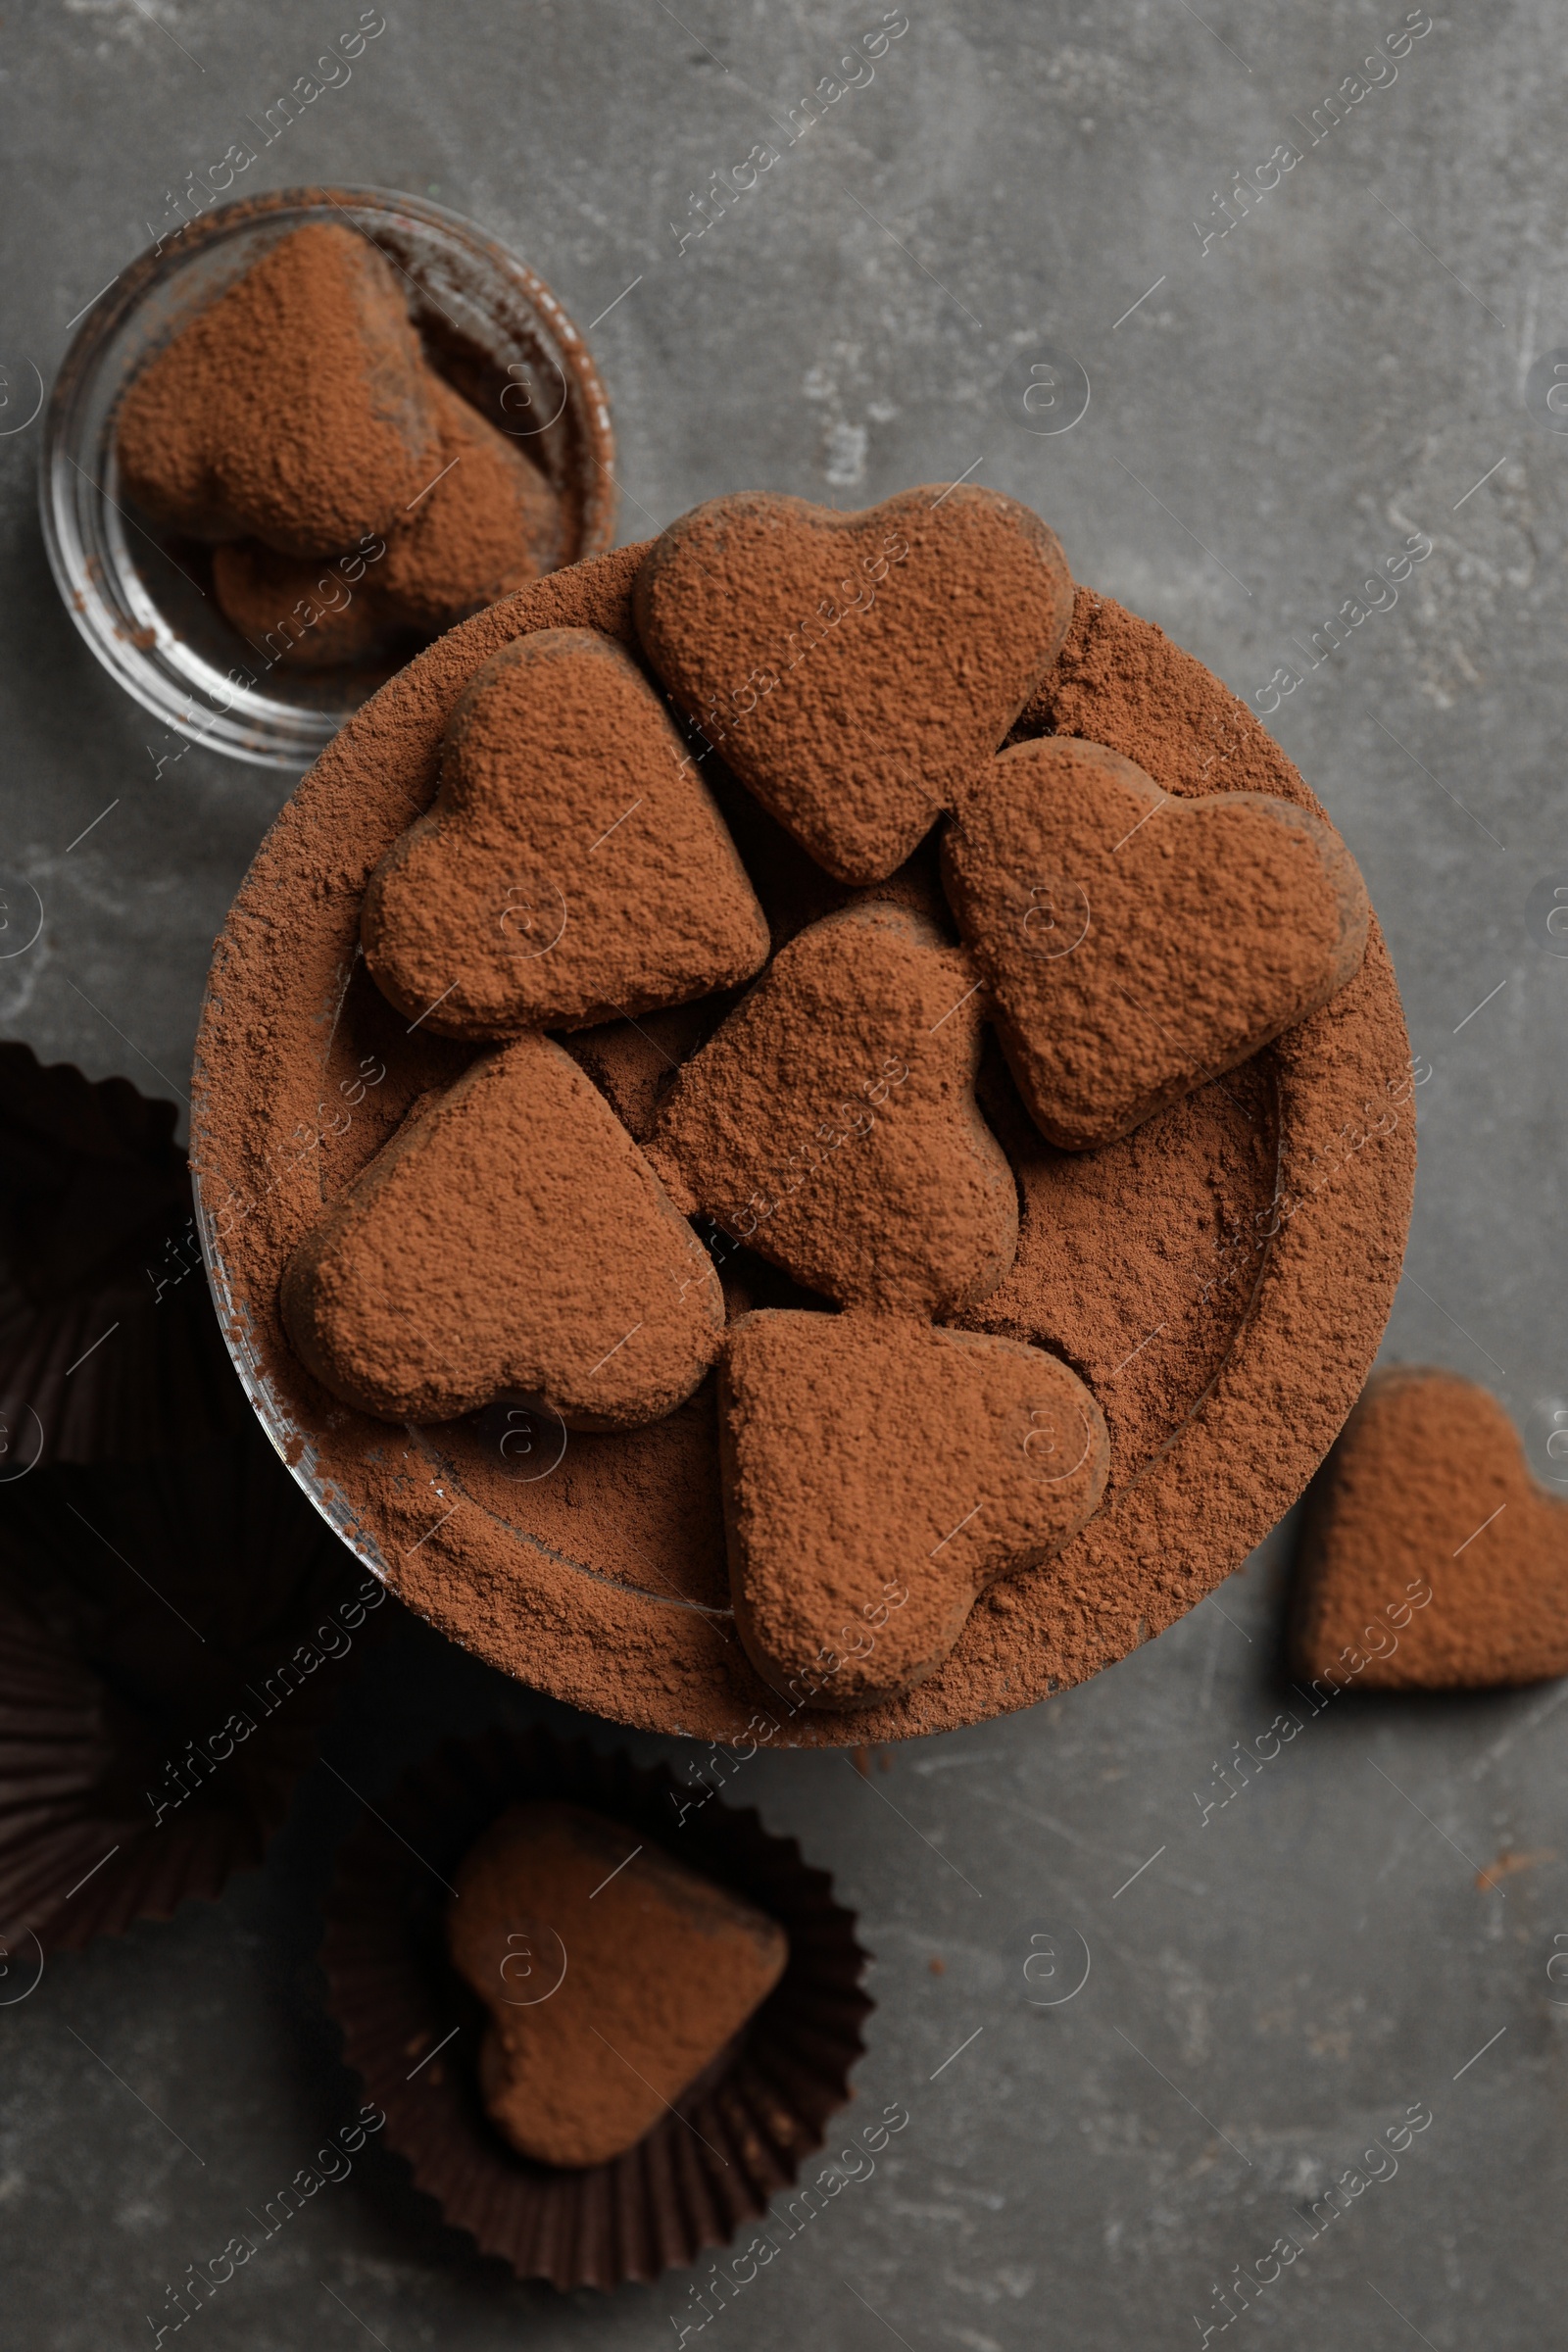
[0,1417,379,1950]
[320,1727,872,2290]
[0,1044,248,1469]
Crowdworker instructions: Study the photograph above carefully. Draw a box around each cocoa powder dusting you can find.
[945,735,1368,1150]
[1013,583,1305,803]
[193,552,1415,1743]
[447,1800,787,2167]
[121,220,562,659]
[965,1048,1279,1493]
[280,1031,723,1429]
[119,220,438,556]
[1293,1369,1568,1690]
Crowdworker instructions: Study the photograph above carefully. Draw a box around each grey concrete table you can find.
[3,4,1565,2346]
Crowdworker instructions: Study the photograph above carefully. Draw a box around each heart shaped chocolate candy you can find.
[362,628,770,1038]
[647,903,1016,1318]
[634,486,1073,885]
[448,1800,787,2167]
[943,736,1368,1150]
[280,1031,722,1428]
[721,1308,1108,1708]
[118,220,438,557]
[1293,1369,1568,1690]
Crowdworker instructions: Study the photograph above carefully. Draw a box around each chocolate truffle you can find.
[943,734,1369,1150]
[361,626,769,1037]
[647,901,1014,1317]
[447,1800,788,2168]
[1294,1368,1568,1690]
[280,1032,724,1428]
[118,220,438,557]
[633,485,1073,884]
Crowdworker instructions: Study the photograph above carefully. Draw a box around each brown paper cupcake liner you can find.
[320,1727,872,2290]
[0,1414,380,1951]
[0,1043,249,1467]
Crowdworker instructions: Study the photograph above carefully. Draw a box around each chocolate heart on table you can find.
[118,220,439,558]
[361,627,770,1037]
[1293,1369,1568,1690]
[634,486,1073,885]
[647,903,1016,1318]
[280,1031,722,1428]
[942,735,1369,1151]
[721,1308,1108,1707]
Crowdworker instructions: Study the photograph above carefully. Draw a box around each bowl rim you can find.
[38,182,617,772]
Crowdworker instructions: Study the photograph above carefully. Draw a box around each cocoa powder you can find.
[192,553,1415,1742]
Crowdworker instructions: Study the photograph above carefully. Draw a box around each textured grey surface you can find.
[3,2,1567,2345]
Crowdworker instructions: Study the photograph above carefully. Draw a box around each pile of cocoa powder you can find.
[119,220,560,669]
[192,550,1415,1740]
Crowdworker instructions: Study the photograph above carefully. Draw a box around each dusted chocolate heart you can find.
[118,220,438,558]
[634,486,1073,885]
[721,1308,1107,1707]
[361,628,769,1037]
[647,903,1015,1318]
[943,736,1368,1150]
[280,1032,721,1427]
[368,369,561,630]
[447,1800,788,2168]
[1293,1369,1568,1690]
[214,371,563,667]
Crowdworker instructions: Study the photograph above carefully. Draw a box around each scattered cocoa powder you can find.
[966,1046,1278,1493]
[193,550,1415,1743]
[634,487,1072,883]
[1293,1368,1568,1690]
[560,1000,723,1140]
[447,1800,787,2167]
[1012,583,1302,799]
[944,734,1368,1150]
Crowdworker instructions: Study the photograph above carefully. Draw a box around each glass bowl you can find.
[39,185,616,771]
